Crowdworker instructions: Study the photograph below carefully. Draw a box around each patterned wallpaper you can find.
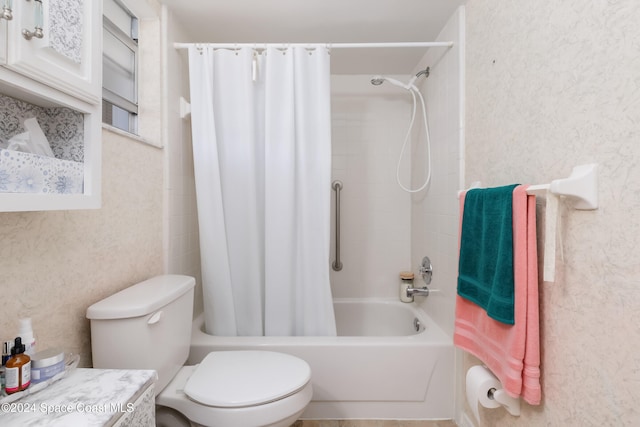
[0,129,164,367]
[0,93,84,162]
[49,0,84,65]
[464,0,640,425]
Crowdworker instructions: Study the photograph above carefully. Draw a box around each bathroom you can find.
[0,0,639,426]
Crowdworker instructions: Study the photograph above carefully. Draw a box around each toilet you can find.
[86,275,312,427]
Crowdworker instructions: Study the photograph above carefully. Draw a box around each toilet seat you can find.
[184,350,311,407]
[156,351,313,427]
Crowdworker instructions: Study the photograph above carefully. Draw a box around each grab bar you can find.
[332,180,343,271]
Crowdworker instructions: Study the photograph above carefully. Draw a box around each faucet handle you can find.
[419,256,433,284]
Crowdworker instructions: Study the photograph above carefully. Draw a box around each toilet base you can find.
[156,405,191,427]
[157,365,313,427]
[157,405,306,427]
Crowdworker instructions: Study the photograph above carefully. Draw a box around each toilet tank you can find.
[86,275,195,394]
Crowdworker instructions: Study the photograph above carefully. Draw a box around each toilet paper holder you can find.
[466,365,521,421]
[487,386,521,417]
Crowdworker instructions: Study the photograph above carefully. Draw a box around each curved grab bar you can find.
[332,180,343,271]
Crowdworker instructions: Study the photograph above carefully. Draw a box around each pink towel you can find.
[454,185,541,405]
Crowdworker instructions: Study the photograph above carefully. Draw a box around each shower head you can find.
[371,67,430,91]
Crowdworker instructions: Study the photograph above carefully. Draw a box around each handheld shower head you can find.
[370,75,412,90]
[370,68,430,91]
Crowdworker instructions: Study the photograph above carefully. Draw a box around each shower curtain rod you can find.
[173,41,454,50]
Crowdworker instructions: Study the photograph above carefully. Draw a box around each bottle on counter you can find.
[5,337,31,394]
[18,318,36,357]
[1,340,11,366]
[0,340,11,394]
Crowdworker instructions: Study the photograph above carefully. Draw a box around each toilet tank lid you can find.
[86,275,195,320]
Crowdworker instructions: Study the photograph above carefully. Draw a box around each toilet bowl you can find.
[86,275,313,427]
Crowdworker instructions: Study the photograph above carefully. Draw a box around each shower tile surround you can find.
[325,9,462,422]
[330,78,413,299]
[409,7,464,339]
[329,8,464,338]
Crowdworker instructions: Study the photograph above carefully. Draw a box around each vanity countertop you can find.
[0,368,157,426]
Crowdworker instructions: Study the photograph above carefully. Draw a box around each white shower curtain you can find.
[188,45,336,337]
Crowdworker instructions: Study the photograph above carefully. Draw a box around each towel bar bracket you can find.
[488,387,521,416]
[550,163,598,210]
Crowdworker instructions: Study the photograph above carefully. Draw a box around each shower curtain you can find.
[188,45,336,337]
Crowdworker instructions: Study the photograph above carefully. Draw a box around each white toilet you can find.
[86,275,312,427]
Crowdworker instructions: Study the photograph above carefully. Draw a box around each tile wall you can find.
[409,6,465,338]
[329,77,413,299]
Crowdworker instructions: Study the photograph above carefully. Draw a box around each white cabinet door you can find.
[0,6,8,65]
[7,0,101,104]
[0,23,6,65]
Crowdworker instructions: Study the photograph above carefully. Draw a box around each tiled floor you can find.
[292,420,457,427]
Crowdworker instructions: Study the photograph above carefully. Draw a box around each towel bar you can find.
[458,163,598,210]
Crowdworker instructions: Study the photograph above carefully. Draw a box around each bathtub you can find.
[188,298,454,420]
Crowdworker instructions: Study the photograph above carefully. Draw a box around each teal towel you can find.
[457,184,518,325]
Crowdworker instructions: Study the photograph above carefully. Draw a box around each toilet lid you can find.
[184,351,311,408]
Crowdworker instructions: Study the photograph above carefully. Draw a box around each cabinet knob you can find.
[0,5,12,21]
[22,0,44,40]
[22,27,43,40]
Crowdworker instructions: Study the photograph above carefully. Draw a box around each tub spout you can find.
[406,286,430,298]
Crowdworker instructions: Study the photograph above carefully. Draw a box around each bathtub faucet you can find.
[406,286,430,298]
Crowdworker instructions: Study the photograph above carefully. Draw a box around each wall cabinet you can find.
[0,0,102,212]
[4,0,101,104]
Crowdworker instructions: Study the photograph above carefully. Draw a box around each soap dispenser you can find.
[5,337,31,394]
[399,271,415,303]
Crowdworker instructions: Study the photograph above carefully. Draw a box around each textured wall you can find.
[162,8,202,315]
[464,0,640,425]
[0,129,164,367]
[0,1,166,367]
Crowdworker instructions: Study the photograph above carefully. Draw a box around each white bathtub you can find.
[188,298,454,420]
